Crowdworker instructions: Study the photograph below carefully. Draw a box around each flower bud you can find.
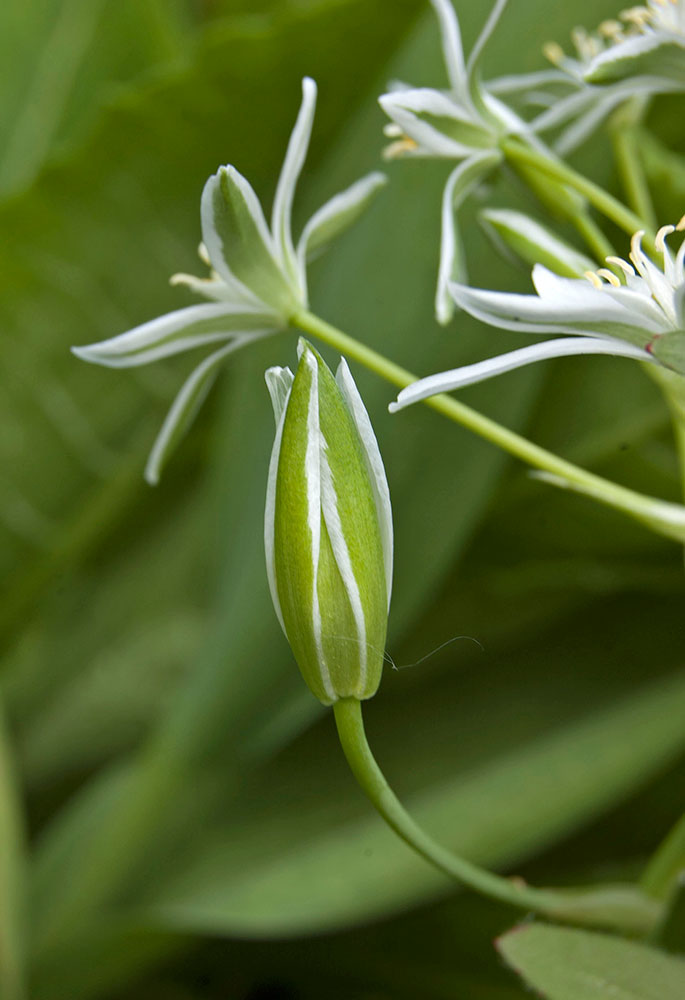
[265,339,392,705]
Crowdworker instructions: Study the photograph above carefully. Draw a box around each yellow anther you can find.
[584,270,603,288]
[571,26,601,60]
[543,41,565,64]
[383,123,403,138]
[599,19,624,37]
[606,255,636,276]
[383,137,419,160]
[621,6,650,24]
[630,229,646,261]
[655,224,676,252]
[676,214,685,231]
[596,268,622,286]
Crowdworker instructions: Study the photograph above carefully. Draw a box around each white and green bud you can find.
[265,340,392,705]
[479,208,595,278]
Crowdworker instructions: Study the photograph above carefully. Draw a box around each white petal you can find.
[448,275,664,341]
[429,0,467,95]
[674,281,685,328]
[169,272,251,303]
[531,86,608,135]
[300,350,334,701]
[554,91,627,155]
[389,337,654,411]
[264,376,293,633]
[201,166,295,313]
[436,152,501,324]
[488,69,571,93]
[532,265,668,333]
[378,90,480,158]
[271,77,317,283]
[585,34,685,86]
[145,331,274,485]
[336,358,393,608]
[71,303,276,368]
[319,449,368,687]
[265,366,294,425]
[296,172,387,294]
[467,0,510,80]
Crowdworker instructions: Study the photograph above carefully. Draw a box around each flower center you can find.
[583,216,685,328]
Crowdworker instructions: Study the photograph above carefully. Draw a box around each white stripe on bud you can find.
[265,340,391,705]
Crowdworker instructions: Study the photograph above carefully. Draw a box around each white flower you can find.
[379,0,532,324]
[72,78,386,484]
[530,4,685,153]
[390,219,685,412]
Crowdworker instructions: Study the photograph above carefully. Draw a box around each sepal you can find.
[479,208,595,277]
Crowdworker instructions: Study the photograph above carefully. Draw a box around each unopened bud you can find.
[264,340,393,705]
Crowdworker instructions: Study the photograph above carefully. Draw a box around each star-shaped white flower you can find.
[390,219,685,412]
[529,3,685,153]
[378,0,536,324]
[72,78,386,483]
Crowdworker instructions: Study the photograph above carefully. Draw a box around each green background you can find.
[2,0,685,996]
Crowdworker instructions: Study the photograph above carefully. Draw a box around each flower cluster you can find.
[379,0,536,323]
[528,0,685,153]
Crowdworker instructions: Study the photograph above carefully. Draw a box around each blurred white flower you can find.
[530,3,685,153]
[379,0,534,323]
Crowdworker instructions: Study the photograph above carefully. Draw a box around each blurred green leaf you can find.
[498,923,685,1000]
[0,0,197,197]
[0,695,27,1000]
[144,667,685,936]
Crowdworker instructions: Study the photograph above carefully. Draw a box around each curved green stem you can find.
[571,212,615,265]
[333,698,659,934]
[500,138,656,253]
[292,309,685,546]
[611,124,657,233]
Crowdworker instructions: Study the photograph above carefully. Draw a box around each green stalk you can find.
[333,698,658,935]
[611,124,657,233]
[292,309,685,545]
[500,138,656,253]
[571,212,615,264]
[648,367,685,500]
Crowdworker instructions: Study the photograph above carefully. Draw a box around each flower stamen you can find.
[655,224,676,253]
[584,269,604,288]
[605,255,636,277]
[596,268,622,286]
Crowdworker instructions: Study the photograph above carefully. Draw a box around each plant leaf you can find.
[498,922,685,1000]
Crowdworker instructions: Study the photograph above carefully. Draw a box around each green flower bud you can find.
[265,339,392,705]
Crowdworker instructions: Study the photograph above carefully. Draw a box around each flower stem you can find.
[333,698,659,934]
[571,212,615,264]
[292,309,685,545]
[500,138,656,253]
[611,124,657,233]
